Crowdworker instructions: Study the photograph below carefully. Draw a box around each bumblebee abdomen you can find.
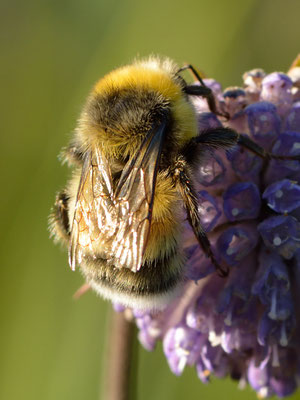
[80,174,184,310]
[80,247,185,310]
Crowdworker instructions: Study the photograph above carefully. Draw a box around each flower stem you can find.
[102,308,138,400]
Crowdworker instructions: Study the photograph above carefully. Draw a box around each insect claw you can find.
[217,265,229,278]
[207,250,229,278]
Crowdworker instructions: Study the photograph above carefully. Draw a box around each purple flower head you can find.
[183,223,220,281]
[163,324,203,375]
[196,152,226,187]
[197,111,222,132]
[258,215,300,259]
[203,78,223,95]
[265,131,300,184]
[252,249,290,307]
[196,340,230,382]
[260,72,293,116]
[191,79,222,113]
[113,302,126,313]
[186,275,225,337]
[284,101,300,131]
[136,313,163,351]
[263,179,300,213]
[221,87,247,118]
[197,190,222,232]
[226,145,263,184]
[257,312,296,348]
[217,223,258,265]
[115,57,300,398]
[245,101,281,149]
[185,250,216,281]
[216,258,255,318]
[243,68,266,103]
[194,149,237,192]
[223,182,261,221]
[247,357,271,395]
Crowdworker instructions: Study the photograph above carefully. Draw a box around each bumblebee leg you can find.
[179,64,228,118]
[238,134,300,161]
[172,158,228,277]
[49,190,70,245]
[193,127,239,148]
[184,84,221,116]
[178,64,205,84]
[182,127,239,164]
[186,127,300,162]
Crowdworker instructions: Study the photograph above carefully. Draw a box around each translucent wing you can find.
[68,148,115,271]
[69,117,168,272]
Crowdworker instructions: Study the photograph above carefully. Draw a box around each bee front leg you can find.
[172,158,229,277]
[179,64,229,118]
[184,84,224,117]
[49,190,70,245]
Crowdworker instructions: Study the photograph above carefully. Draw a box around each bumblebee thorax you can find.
[76,58,198,158]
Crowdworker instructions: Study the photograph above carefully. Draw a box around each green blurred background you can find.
[1,0,300,399]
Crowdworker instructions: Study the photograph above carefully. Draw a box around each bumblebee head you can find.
[76,57,198,160]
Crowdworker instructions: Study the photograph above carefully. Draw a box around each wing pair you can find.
[69,116,168,273]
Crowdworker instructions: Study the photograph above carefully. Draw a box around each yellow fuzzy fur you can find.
[144,172,182,261]
[77,58,198,159]
[93,63,181,101]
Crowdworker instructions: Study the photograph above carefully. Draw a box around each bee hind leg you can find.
[189,127,300,162]
[237,133,300,161]
[49,190,70,245]
[172,158,229,277]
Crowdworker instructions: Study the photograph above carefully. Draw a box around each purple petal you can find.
[226,145,263,184]
[221,87,246,118]
[257,312,295,347]
[263,179,300,213]
[197,112,222,132]
[247,358,270,394]
[197,190,222,231]
[284,101,300,132]
[243,68,266,104]
[186,250,216,281]
[265,131,300,184]
[163,324,202,375]
[252,249,290,306]
[196,357,211,383]
[260,73,293,116]
[245,101,281,149]
[270,376,297,398]
[223,182,261,221]
[196,153,226,187]
[257,215,300,259]
[217,224,258,265]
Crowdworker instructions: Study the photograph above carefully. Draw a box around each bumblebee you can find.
[50,57,292,310]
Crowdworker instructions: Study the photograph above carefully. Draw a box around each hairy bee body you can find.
[67,166,185,309]
[50,57,237,310]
